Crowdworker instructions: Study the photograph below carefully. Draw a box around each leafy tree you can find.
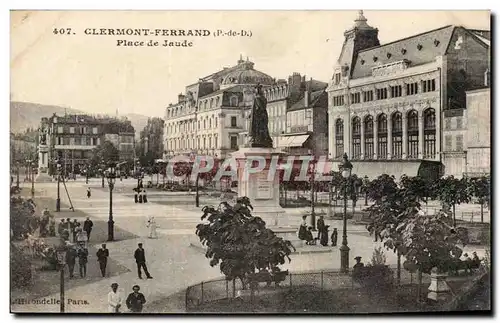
[366,174,398,203]
[469,176,491,223]
[399,175,431,204]
[10,196,37,240]
[195,197,295,289]
[435,176,472,226]
[90,140,119,167]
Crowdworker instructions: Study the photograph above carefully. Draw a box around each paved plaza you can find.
[11,177,488,313]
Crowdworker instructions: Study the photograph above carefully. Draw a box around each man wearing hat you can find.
[353,256,364,269]
[352,256,365,283]
[126,285,146,313]
[108,283,122,313]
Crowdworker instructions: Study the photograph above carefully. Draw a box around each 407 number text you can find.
[53,28,74,35]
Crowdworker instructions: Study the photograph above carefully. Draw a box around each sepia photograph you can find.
[9,9,491,314]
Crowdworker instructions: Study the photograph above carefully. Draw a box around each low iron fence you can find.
[185,266,432,311]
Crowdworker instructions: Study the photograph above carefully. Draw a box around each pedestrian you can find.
[77,247,89,278]
[316,215,325,240]
[352,256,365,283]
[353,256,364,269]
[320,225,329,246]
[134,243,153,279]
[147,216,159,239]
[72,219,79,242]
[138,189,143,203]
[58,219,66,236]
[126,285,146,313]
[96,244,109,277]
[60,228,70,242]
[49,217,56,237]
[83,217,93,240]
[108,283,122,313]
[76,228,88,249]
[66,246,77,279]
[305,227,315,245]
[331,228,338,247]
[143,189,148,203]
[298,215,308,241]
[87,187,91,198]
[134,188,139,203]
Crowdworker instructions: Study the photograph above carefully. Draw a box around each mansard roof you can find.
[351,25,455,79]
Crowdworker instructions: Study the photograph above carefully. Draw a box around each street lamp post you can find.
[16,162,20,187]
[363,175,369,206]
[55,245,67,313]
[101,160,105,188]
[339,153,353,273]
[31,161,35,199]
[56,163,61,212]
[106,162,117,241]
[309,158,317,230]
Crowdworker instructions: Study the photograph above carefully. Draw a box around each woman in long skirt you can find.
[147,216,158,239]
[298,215,308,241]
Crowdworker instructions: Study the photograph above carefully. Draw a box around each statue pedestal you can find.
[36,144,52,183]
[232,147,286,226]
[427,270,451,302]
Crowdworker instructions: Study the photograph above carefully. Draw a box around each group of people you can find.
[39,208,56,237]
[298,215,338,247]
[108,283,147,313]
[57,217,93,245]
[64,242,89,279]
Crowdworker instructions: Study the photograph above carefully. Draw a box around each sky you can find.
[10,10,490,118]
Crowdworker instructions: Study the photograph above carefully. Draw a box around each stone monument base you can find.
[35,172,53,183]
[427,271,451,302]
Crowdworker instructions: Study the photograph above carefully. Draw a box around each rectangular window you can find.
[445,118,451,130]
[456,117,463,130]
[57,137,62,145]
[230,136,238,150]
[97,138,101,145]
[333,95,345,107]
[377,136,387,159]
[392,135,402,159]
[424,133,436,159]
[445,135,452,151]
[408,135,419,158]
[406,82,419,95]
[231,116,237,127]
[422,79,436,93]
[334,73,341,84]
[70,127,75,134]
[352,138,361,159]
[364,137,374,159]
[390,85,402,98]
[350,92,361,104]
[362,90,374,102]
[69,138,75,145]
[456,135,463,151]
[92,127,98,134]
[376,88,388,100]
[57,126,63,134]
[81,137,87,145]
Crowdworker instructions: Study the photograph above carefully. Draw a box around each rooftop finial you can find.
[353,9,371,29]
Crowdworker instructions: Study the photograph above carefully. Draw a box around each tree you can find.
[399,175,430,204]
[195,197,295,289]
[90,140,120,167]
[470,176,491,223]
[435,176,472,226]
[10,196,37,240]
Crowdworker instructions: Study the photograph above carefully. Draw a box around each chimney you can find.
[304,80,311,107]
[484,68,490,86]
[178,93,185,103]
[288,72,302,98]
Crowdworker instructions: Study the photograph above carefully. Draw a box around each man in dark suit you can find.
[134,243,153,279]
[83,217,93,240]
[126,285,146,313]
[316,215,325,240]
[96,244,109,277]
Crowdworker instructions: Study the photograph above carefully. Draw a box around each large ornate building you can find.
[163,56,275,159]
[327,11,490,180]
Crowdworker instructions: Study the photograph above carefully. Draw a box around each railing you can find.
[185,266,431,311]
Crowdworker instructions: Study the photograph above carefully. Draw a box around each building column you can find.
[418,113,424,159]
[360,119,365,159]
[402,113,408,159]
[387,118,393,159]
[373,119,378,160]
[344,113,350,158]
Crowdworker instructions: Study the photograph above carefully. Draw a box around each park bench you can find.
[248,270,289,289]
[448,258,481,276]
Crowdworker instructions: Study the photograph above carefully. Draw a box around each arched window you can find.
[335,119,344,158]
[407,110,419,158]
[204,101,208,110]
[392,112,402,158]
[215,117,218,127]
[215,97,220,107]
[352,117,361,159]
[214,135,218,148]
[230,96,238,106]
[364,115,374,159]
[203,119,206,129]
[209,117,212,129]
[423,108,436,158]
[377,114,388,159]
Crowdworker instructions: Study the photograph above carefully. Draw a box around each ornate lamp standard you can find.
[105,162,117,241]
[56,161,62,212]
[309,157,317,230]
[339,153,353,273]
[30,160,35,199]
[101,159,105,188]
[16,161,20,187]
[55,245,67,313]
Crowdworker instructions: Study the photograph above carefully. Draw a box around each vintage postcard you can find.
[10,10,491,314]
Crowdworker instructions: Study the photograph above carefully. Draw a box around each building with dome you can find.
[163,56,275,160]
[327,11,490,180]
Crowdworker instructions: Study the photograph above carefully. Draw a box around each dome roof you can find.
[222,60,274,86]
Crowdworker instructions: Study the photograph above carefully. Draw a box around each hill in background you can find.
[10,101,151,139]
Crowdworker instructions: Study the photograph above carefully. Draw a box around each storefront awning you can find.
[276,135,310,148]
